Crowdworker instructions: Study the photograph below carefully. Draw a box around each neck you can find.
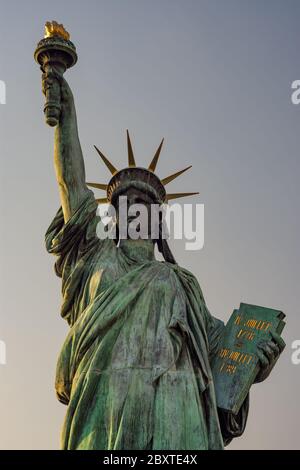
[119,238,155,262]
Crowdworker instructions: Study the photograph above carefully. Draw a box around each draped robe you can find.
[46,191,249,450]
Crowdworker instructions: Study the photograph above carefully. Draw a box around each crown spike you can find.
[94,145,118,175]
[166,192,199,201]
[96,197,108,204]
[86,182,108,190]
[161,165,192,186]
[126,130,136,167]
[148,138,164,172]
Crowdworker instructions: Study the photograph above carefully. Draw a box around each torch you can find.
[34,21,77,126]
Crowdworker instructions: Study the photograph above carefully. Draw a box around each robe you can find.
[45,191,249,450]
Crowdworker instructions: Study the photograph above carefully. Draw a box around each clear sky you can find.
[0,0,300,449]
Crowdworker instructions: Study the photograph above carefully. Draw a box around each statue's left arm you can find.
[206,314,250,446]
[254,330,286,383]
[172,267,253,446]
[207,312,285,446]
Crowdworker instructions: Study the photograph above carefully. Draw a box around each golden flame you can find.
[44,21,70,40]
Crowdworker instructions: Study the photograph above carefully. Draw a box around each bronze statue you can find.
[35,22,285,450]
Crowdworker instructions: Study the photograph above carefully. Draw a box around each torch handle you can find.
[43,62,65,127]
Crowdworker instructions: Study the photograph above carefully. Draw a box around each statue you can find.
[34,22,285,450]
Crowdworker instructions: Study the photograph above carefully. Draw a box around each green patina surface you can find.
[35,28,251,448]
[45,193,248,449]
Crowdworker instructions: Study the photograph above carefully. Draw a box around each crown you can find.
[44,21,70,41]
[87,131,199,204]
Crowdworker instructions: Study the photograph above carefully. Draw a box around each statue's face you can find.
[115,187,156,239]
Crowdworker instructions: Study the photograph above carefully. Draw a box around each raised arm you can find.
[42,71,90,222]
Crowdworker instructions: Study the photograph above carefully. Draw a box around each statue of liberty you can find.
[37,23,285,450]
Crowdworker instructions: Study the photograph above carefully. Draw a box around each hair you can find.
[110,180,164,208]
[156,237,177,264]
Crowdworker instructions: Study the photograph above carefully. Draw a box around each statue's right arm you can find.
[43,72,91,222]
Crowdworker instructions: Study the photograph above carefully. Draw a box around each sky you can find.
[0,0,300,449]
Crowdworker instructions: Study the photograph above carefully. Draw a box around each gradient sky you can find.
[0,0,300,449]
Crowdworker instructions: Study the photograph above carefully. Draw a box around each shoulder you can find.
[166,262,199,283]
[151,261,199,287]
